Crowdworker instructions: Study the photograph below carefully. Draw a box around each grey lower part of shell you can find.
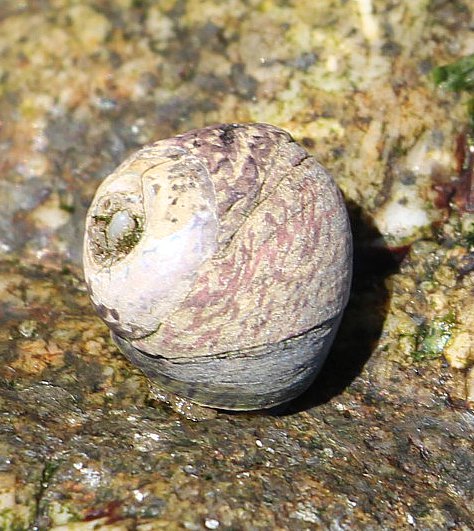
[111,316,341,411]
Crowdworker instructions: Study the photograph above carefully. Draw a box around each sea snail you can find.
[83,123,352,410]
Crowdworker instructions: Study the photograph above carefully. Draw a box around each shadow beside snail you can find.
[83,123,352,411]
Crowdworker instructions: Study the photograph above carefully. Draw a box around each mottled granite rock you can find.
[0,0,473,529]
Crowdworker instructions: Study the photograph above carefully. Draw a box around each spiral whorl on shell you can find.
[83,123,352,410]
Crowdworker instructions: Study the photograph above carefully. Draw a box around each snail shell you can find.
[83,123,352,410]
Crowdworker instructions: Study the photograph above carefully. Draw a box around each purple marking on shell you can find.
[83,123,352,410]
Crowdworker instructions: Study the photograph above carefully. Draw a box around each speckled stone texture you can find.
[0,0,473,528]
[0,257,472,529]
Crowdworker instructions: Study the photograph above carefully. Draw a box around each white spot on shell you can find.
[107,210,135,244]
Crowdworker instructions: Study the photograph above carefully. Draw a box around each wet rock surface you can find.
[0,251,472,529]
[0,0,473,529]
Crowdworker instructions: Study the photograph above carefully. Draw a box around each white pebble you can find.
[205,518,220,529]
